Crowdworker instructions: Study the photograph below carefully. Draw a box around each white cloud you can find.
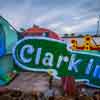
[60,17,98,33]
[48,22,63,29]
[33,10,65,25]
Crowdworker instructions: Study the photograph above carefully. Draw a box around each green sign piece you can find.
[13,37,100,88]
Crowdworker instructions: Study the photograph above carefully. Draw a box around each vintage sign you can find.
[13,37,100,88]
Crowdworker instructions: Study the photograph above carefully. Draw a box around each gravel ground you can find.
[5,72,62,95]
[0,72,99,100]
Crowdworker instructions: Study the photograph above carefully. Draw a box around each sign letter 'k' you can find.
[68,54,82,72]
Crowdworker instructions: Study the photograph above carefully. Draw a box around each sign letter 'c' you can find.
[20,45,34,63]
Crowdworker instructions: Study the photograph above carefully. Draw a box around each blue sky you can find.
[0,0,100,34]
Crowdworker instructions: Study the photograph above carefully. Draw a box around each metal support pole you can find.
[96,16,100,35]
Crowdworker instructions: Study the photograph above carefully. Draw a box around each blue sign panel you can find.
[0,25,5,56]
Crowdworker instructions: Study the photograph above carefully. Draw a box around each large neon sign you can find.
[13,37,100,88]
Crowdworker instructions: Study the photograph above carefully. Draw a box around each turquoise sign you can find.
[0,16,19,85]
[13,37,100,88]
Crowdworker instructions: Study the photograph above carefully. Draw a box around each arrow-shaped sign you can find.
[13,37,100,88]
